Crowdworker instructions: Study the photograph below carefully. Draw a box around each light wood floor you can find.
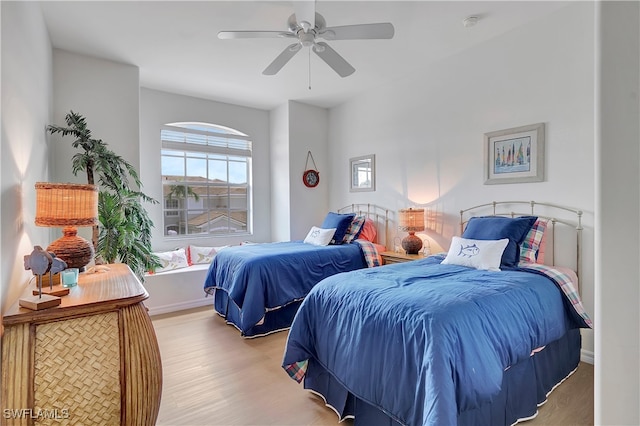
[152,307,594,426]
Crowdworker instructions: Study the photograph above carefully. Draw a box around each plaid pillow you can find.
[343,215,366,244]
[519,218,547,264]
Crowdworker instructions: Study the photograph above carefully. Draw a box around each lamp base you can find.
[47,226,94,271]
[402,232,423,255]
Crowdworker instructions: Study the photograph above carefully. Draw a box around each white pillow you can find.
[441,237,509,271]
[153,248,189,273]
[189,245,228,265]
[303,226,336,246]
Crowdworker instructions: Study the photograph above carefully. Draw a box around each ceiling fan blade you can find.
[218,31,295,39]
[313,42,355,77]
[321,23,395,40]
[293,0,316,30]
[263,43,302,75]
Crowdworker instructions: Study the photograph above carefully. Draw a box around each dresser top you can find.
[3,263,148,326]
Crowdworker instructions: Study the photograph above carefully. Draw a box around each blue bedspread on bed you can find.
[282,256,587,426]
[203,241,366,334]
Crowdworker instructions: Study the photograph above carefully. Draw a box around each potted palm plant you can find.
[47,111,159,279]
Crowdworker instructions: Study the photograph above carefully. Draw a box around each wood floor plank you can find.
[152,308,593,425]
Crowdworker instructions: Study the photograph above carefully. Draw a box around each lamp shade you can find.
[398,208,425,233]
[35,183,98,271]
[35,182,98,227]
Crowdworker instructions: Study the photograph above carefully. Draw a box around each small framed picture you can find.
[350,154,375,192]
[484,123,545,185]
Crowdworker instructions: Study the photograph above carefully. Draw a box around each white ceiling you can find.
[39,1,570,110]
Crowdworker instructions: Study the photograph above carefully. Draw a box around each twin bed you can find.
[203,204,389,337]
[202,200,591,425]
[281,201,592,425]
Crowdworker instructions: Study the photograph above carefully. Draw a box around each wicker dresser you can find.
[1,264,162,425]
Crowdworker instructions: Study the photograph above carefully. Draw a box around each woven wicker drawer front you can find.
[33,312,121,425]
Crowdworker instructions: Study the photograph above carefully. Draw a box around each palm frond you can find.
[49,111,159,278]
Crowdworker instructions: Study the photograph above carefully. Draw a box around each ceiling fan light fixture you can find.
[312,43,325,53]
[300,32,315,47]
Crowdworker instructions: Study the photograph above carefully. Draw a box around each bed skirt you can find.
[213,289,302,338]
[303,328,582,426]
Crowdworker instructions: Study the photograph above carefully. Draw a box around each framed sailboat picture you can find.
[484,123,545,185]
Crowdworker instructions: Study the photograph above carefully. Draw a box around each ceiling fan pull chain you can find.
[308,48,312,90]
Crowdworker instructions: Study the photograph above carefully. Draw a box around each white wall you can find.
[595,2,640,424]
[139,88,271,250]
[0,1,53,312]
[288,101,329,240]
[51,50,140,185]
[328,3,595,355]
[270,103,291,241]
[270,101,329,242]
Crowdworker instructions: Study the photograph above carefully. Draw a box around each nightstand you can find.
[380,251,425,265]
[2,264,162,425]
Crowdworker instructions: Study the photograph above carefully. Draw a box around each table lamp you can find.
[398,208,425,255]
[35,182,98,271]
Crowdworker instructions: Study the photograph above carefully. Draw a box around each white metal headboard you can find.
[338,203,391,250]
[459,201,583,282]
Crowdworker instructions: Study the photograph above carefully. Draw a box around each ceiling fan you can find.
[218,2,394,77]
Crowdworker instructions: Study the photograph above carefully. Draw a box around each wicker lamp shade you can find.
[35,183,99,271]
[398,208,425,255]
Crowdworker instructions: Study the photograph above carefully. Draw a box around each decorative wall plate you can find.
[303,169,320,188]
[303,151,320,188]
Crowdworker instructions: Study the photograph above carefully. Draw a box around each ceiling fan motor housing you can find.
[289,12,326,33]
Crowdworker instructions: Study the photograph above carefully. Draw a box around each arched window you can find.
[161,122,252,236]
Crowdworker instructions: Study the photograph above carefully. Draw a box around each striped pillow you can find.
[519,218,548,264]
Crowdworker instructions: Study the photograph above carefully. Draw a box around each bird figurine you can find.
[24,245,53,298]
[49,253,67,274]
[47,252,68,291]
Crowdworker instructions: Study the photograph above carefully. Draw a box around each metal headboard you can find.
[459,201,583,282]
[338,203,391,250]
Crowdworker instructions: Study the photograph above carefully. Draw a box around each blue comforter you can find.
[282,256,586,426]
[203,241,366,334]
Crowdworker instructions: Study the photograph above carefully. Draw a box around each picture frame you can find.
[350,154,376,192]
[484,123,545,185]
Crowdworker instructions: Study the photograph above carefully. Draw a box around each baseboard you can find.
[580,349,594,365]
[147,298,210,316]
